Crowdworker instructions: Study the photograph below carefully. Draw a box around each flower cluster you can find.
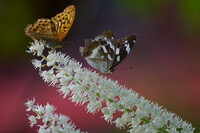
[27,40,195,133]
[25,98,86,133]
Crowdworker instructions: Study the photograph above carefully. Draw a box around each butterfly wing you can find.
[109,34,137,70]
[80,39,108,72]
[80,30,116,73]
[95,30,116,70]
[25,18,57,41]
[51,5,75,41]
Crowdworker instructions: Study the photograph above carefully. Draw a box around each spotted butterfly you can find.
[80,30,137,73]
[25,5,75,49]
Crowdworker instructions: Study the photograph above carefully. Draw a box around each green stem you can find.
[41,54,61,71]
[32,109,52,126]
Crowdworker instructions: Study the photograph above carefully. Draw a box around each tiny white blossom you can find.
[42,112,54,123]
[102,114,113,122]
[32,59,43,70]
[87,100,102,113]
[57,114,70,126]
[49,74,59,86]
[28,115,37,127]
[45,103,56,113]
[167,128,179,133]
[70,92,87,105]
[130,116,141,126]
[38,124,49,133]
[59,75,71,85]
[46,51,57,66]
[35,105,45,115]
[40,70,55,83]
[27,40,45,56]
[115,117,126,128]
[115,112,134,128]
[57,86,71,98]
[25,98,36,111]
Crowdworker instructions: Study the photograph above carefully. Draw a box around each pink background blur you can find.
[0,0,200,132]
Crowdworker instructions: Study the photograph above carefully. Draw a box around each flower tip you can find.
[26,40,45,56]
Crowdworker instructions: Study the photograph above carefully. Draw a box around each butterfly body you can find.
[25,5,75,49]
[80,30,137,73]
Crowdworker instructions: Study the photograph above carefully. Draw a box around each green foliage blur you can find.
[0,0,33,60]
[180,0,200,33]
[117,0,200,35]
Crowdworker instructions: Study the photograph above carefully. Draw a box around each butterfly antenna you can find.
[63,41,74,44]
[115,66,133,70]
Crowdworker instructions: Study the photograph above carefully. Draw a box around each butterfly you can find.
[80,30,137,73]
[25,5,75,49]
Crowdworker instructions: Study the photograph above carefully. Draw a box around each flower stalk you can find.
[26,40,195,133]
[25,98,86,133]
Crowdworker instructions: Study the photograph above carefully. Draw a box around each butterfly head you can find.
[101,30,115,38]
[46,39,63,49]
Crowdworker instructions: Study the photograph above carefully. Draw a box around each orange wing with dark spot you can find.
[25,18,57,40]
[51,5,75,41]
[25,5,75,46]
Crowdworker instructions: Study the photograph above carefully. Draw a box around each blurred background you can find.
[0,0,200,132]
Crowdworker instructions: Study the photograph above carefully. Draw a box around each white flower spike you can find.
[26,40,195,133]
[25,98,86,133]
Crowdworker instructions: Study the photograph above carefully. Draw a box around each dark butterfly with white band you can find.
[80,30,137,73]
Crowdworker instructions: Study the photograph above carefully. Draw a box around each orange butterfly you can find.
[25,5,75,48]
